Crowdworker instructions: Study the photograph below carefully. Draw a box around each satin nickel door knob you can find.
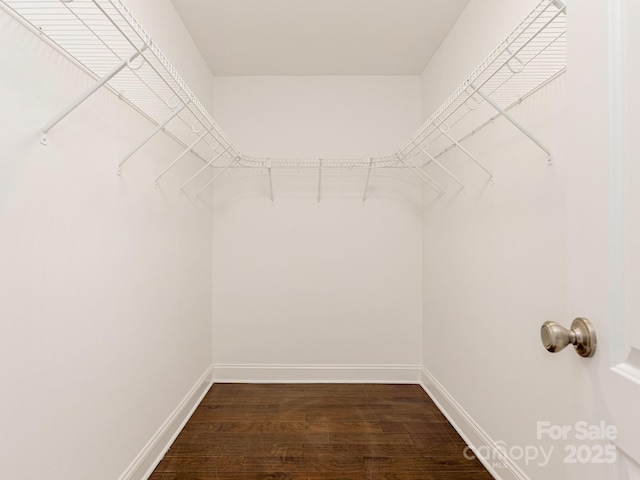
[541,317,597,358]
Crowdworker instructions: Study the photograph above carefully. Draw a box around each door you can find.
[567,0,640,478]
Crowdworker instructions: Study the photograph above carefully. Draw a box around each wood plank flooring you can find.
[148,384,493,480]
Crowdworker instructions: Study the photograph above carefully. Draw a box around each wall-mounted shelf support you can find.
[3,0,565,200]
[362,158,373,202]
[399,155,445,197]
[40,46,147,145]
[118,103,186,174]
[267,161,274,203]
[317,160,323,204]
[469,84,552,164]
[436,123,493,181]
[415,142,465,190]
[180,148,225,191]
[196,157,240,198]
[155,127,213,186]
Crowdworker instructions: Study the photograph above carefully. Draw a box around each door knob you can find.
[540,317,597,357]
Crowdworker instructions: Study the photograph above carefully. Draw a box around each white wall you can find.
[210,76,424,380]
[0,2,215,479]
[420,1,604,479]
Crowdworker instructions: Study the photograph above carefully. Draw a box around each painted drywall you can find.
[210,76,424,377]
[420,0,605,479]
[0,2,215,479]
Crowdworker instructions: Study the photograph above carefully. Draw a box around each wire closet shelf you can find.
[1,0,566,198]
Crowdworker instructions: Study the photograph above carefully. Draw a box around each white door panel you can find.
[607,0,640,469]
[568,0,640,477]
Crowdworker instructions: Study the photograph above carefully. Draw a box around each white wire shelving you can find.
[1,0,566,201]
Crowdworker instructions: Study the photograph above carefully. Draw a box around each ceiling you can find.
[169,0,470,76]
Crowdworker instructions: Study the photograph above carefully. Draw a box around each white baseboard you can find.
[419,367,529,480]
[212,364,422,383]
[116,363,527,480]
[118,365,214,480]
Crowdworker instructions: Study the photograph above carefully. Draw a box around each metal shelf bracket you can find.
[267,160,274,203]
[399,155,446,197]
[362,158,374,202]
[180,148,226,192]
[469,84,553,164]
[414,142,465,190]
[118,103,187,174]
[40,46,147,145]
[435,122,493,181]
[196,157,240,198]
[2,0,564,201]
[155,127,213,187]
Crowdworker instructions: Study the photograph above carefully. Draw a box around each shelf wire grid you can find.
[398,0,566,161]
[1,0,238,164]
[2,0,565,175]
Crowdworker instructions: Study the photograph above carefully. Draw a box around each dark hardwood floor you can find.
[148,383,493,480]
